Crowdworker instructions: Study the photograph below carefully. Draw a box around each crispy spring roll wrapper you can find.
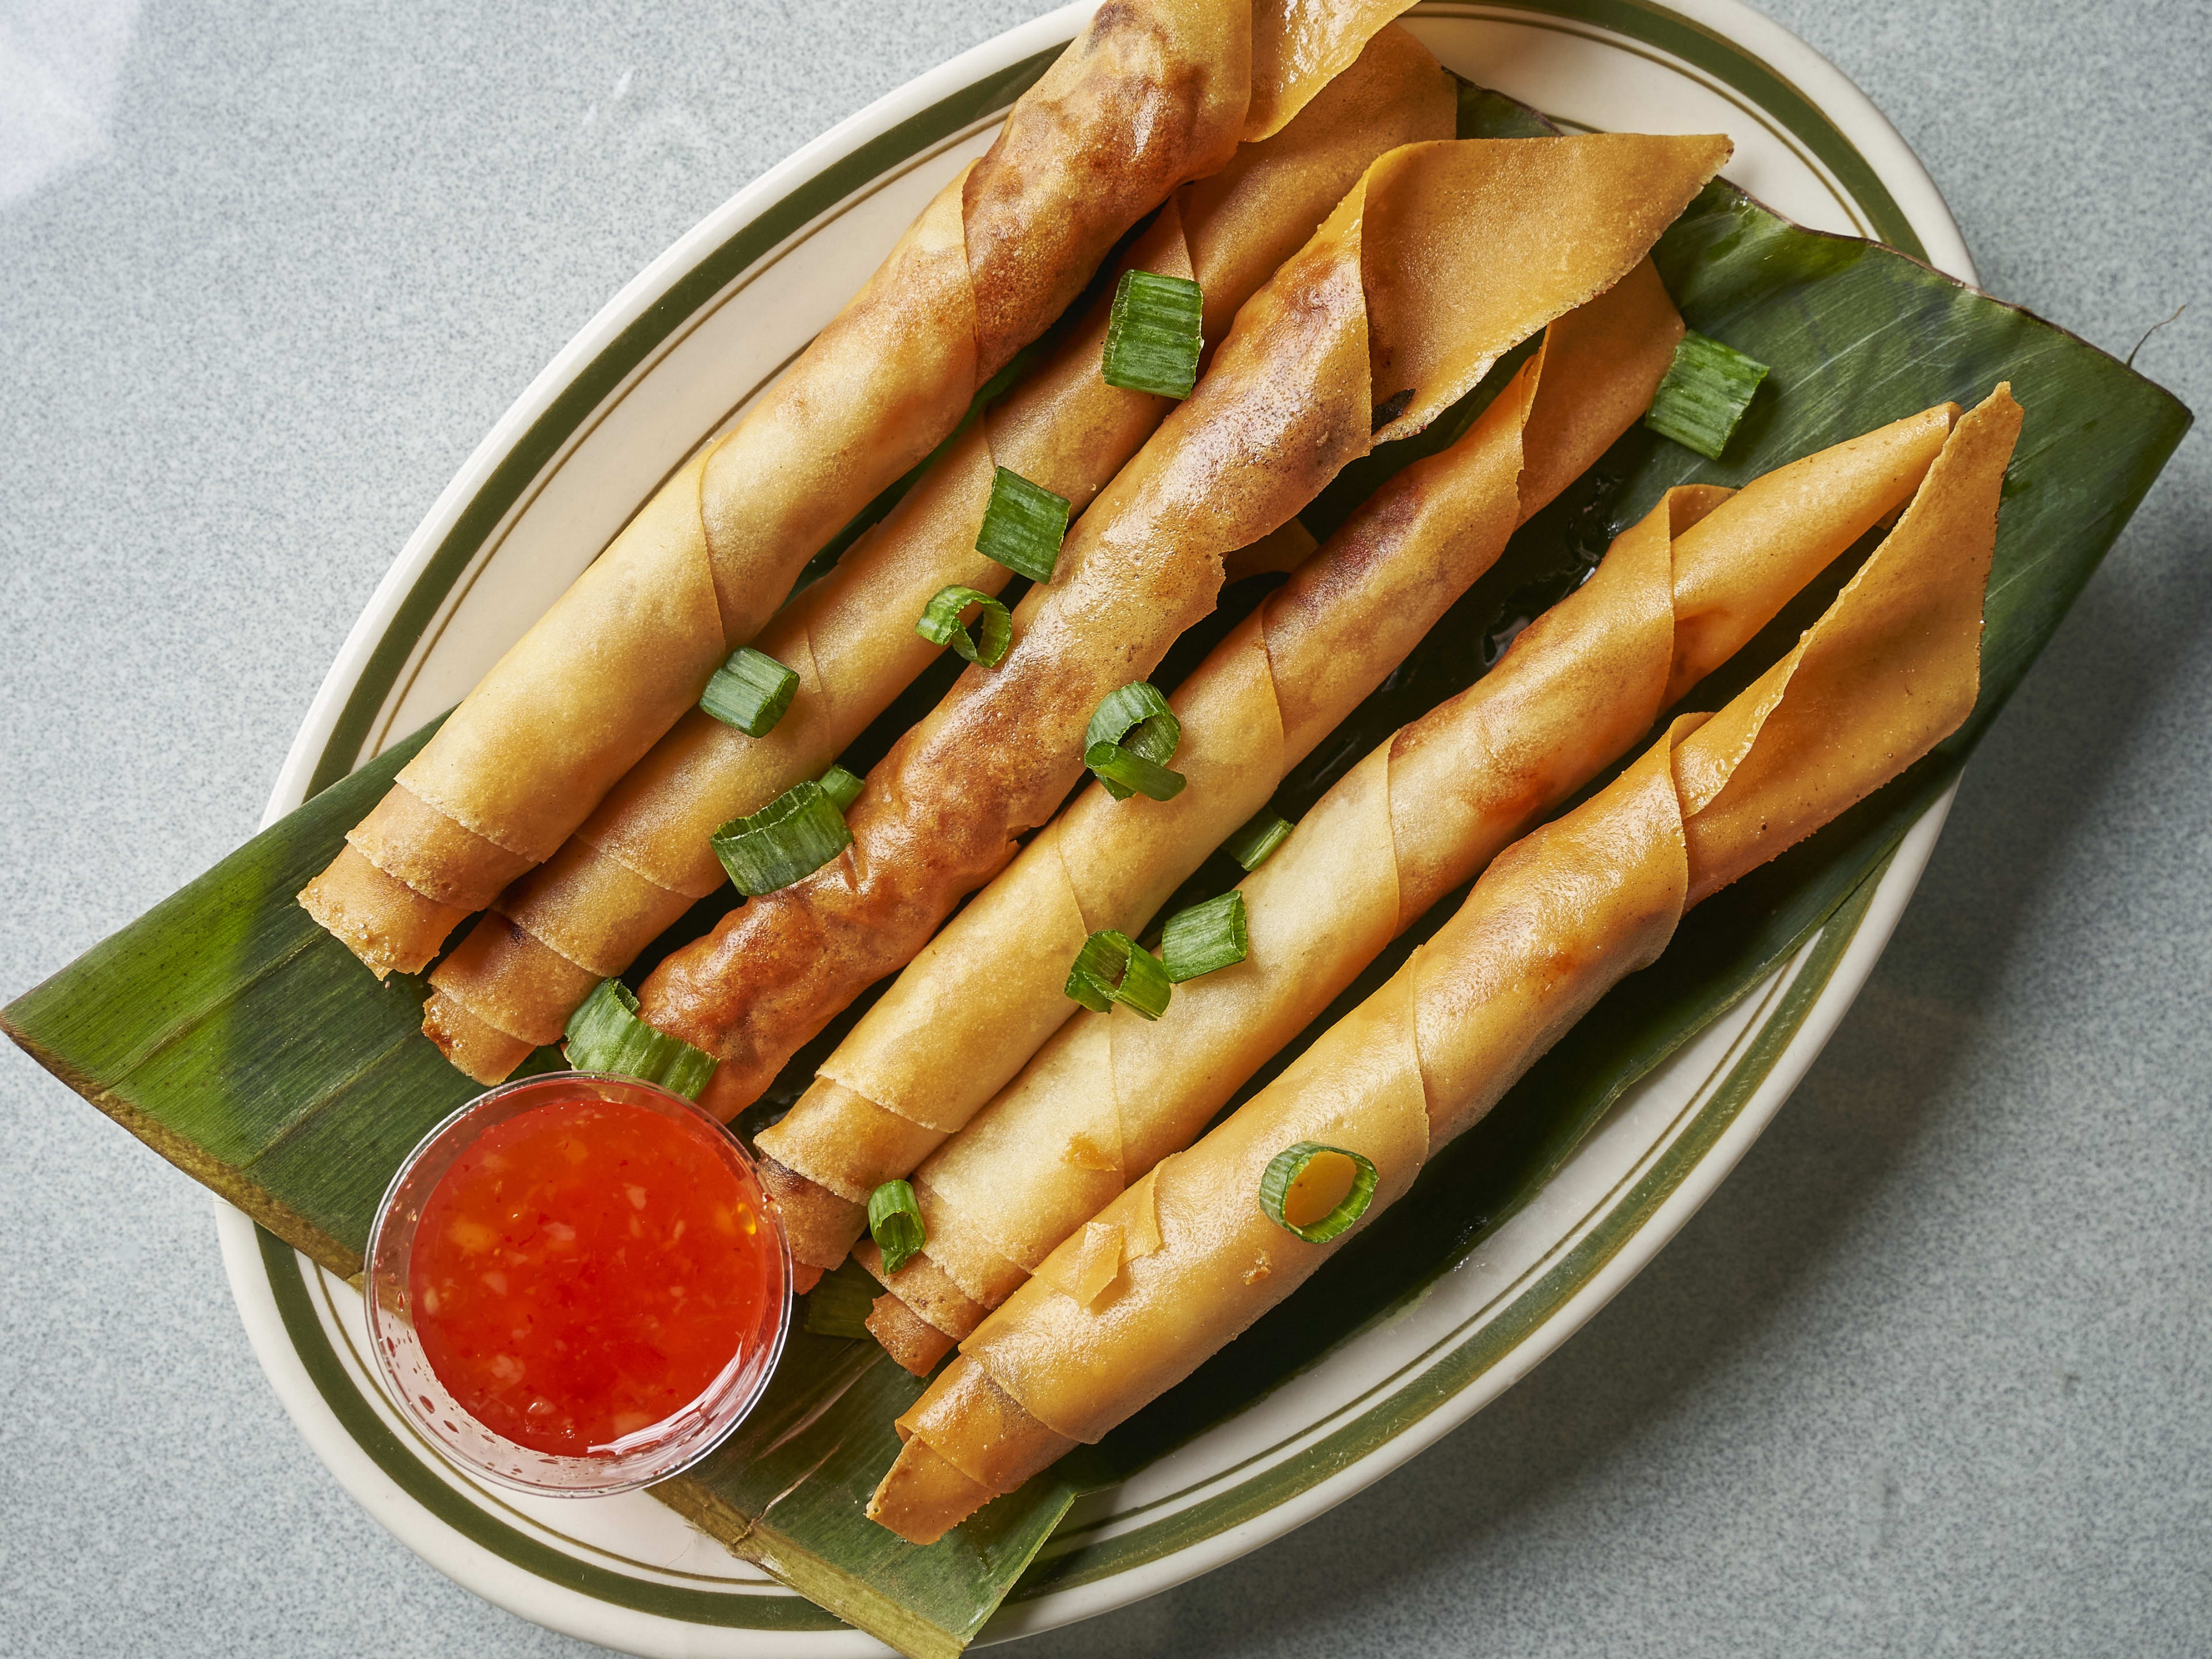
[641,132,1736,1120]
[415,29,1458,1082]
[758,258,1686,1276]
[852,398,1964,1365]
[868,384,2025,1540]
[300,0,1425,979]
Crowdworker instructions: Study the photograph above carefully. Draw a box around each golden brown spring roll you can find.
[415,27,1458,1082]
[851,396,1963,1371]
[869,384,2025,1541]
[638,133,1736,1120]
[755,257,1687,1285]
[300,0,1425,978]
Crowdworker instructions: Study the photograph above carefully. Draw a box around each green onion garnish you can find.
[802,1260,880,1339]
[699,646,800,737]
[974,467,1070,584]
[817,763,863,813]
[915,584,1012,667]
[1086,742,1188,801]
[1084,681,1185,802]
[1064,930,1173,1020]
[1160,891,1248,983]
[1643,331,1771,460]
[1257,1141,1378,1244]
[562,978,718,1100]
[710,779,853,896]
[868,1179,926,1275]
[1103,270,1205,400]
[1224,809,1293,871]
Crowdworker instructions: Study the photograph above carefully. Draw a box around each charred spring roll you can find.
[638,132,1736,1121]
[854,395,1963,1372]
[300,0,1423,978]
[417,26,1459,1082]
[756,257,1690,1285]
[869,384,2025,1542]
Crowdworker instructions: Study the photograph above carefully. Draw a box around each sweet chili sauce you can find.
[408,1089,775,1456]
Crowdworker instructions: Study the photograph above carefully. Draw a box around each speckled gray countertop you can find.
[3,2,2206,1654]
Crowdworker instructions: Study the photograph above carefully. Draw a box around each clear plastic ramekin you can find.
[363,1070,791,1497]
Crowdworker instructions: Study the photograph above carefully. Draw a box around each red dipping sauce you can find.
[407,1089,775,1456]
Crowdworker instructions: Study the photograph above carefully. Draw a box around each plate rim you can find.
[218,1,1977,1652]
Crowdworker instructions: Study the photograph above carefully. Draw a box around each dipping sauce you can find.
[408,1089,774,1456]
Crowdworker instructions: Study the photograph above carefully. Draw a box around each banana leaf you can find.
[3,81,2188,1659]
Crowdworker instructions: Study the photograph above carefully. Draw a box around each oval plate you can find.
[218,3,1975,1652]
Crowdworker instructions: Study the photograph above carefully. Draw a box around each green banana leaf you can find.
[2,81,2188,1659]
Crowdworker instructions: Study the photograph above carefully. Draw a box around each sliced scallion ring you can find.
[562,978,718,1101]
[1103,269,1205,400]
[1063,930,1172,1019]
[1224,809,1293,871]
[1257,1141,1378,1244]
[1084,681,1185,801]
[699,646,800,737]
[1159,891,1248,983]
[915,584,1012,666]
[1644,330,1770,460]
[1083,740,1187,802]
[868,1179,926,1275]
[710,779,853,896]
[974,467,1070,584]
[817,763,863,813]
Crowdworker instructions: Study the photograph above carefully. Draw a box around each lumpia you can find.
[855,397,1963,1370]
[416,26,1457,1080]
[758,257,1691,1281]
[638,133,1734,1118]
[301,0,1422,977]
[868,384,2023,1541]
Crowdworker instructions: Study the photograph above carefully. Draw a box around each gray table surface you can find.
[3,1,2206,1654]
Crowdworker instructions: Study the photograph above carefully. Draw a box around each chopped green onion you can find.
[1085,741,1188,802]
[699,646,800,737]
[1084,681,1185,801]
[1224,809,1293,871]
[1257,1141,1378,1244]
[710,779,852,896]
[1085,680,1181,759]
[802,1260,880,1339]
[1160,891,1248,983]
[1643,331,1770,460]
[817,763,863,813]
[915,584,1012,666]
[1103,269,1205,400]
[562,979,718,1100]
[1064,930,1173,1020]
[974,467,1070,583]
[868,1179,926,1275]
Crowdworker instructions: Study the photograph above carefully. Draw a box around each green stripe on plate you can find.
[259,1227,844,1627]
[1479,0,1925,256]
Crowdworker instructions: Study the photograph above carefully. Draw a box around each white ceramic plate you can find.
[217,3,1976,1652]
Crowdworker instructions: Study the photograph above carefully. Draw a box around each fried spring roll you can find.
[301,0,1425,978]
[639,133,1736,1119]
[416,27,1458,1081]
[869,385,2025,1542]
[756,257,1688,1281]
[850,396,1963,1369]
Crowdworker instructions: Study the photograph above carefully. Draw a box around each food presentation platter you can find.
[228,3,1972,1652]
[5,2,2186,1657]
